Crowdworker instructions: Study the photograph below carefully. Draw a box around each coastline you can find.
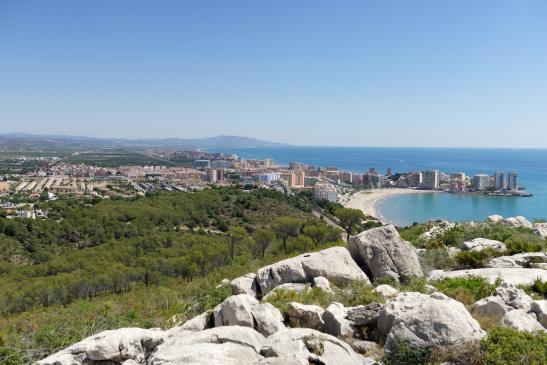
[342,188,439,222]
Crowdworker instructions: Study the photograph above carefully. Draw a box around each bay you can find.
[208,147,547,225]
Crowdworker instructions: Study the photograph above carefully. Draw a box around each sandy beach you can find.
[342,188,437,221]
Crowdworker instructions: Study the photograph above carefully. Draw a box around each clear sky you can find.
[1,1,546,147]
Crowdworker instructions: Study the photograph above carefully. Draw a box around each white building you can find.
[473,174,489,191]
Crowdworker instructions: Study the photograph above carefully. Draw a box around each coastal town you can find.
[0,148,531,220]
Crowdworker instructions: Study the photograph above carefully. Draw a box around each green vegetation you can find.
[0,187,345,364]
[482,327,547,365]
[454,248,500,269]
[334,207,366,240]
[433,276,499,306]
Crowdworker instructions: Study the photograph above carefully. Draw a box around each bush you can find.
[265,287,333,314]
[419,248,456,272]
[429,341,484,365]
[482,327,547,365]
[433,276,498,306]
[335,282,385,307]
[383,341,432,365]
[454,248,500,269]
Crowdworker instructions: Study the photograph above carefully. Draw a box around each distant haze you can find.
[1,1,546,147]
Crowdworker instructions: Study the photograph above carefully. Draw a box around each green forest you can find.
[0,187,344,364]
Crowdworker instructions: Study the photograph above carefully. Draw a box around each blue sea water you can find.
[208,147,547,226]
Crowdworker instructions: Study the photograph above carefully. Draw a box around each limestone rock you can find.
[487,215,504,223]
[313,276,334,294]
[472,296,511,321]
[322,302,353,338]
[286,302,325,330]
[419,221,455,240]
[349,339,379,355]
[251,302,285,336]
[231,272,259,296]
[180,310,211,331]
[347,302,383,327]
[262,328,374,365]
[500,310,545,332]
[256,247,370,294]
[214,294,258,328]
[494,282,534,311]
[461,238,506,252]
[150,326,265,365]
[378,292,485,351]
[531,300,547,328]
[36,328,166,365]
[486,252,547,268]
[428,268,547,286]
[373,284,399,298]
[348,225,423,283]
[533,223,547,238]
[501,216,533,229]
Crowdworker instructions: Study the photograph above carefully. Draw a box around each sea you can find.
[207,147,547,227]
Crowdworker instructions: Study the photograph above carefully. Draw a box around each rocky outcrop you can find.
[472,282,545,332]
[501,216,533,229]
[531,300,547,328]
[36,328,167,365]
[533,223,547,238]
[313,276,334,294]
[179,310,211,331]
[373,284,399,298]
[428,268,547,286]
[213,294,285,336]
[348,225,423,283]
[487,215,503,223]
[262,328,378,365]
[231,273,260,296]
[486,252,547,268]
[347,302,383,327]
[256,247,370,294]
[461,238,506,252]
[418,221,455,240]
[262,283,310,300]
[287,302,325,330]
[322,302,353,338]
[378,292,485,352]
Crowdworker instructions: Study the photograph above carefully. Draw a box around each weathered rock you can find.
[231,272,259,296]
[214,294,258,328]
[378,292,485,351]
[251,302,285,336]
[150,326,265,365]
[322,302,353,338]
[36,328,166,365]
[500,310,545,332]
[286,302,325,330]
[472,296,511,321]
[373,284,399,298]
[531,300,547,328]
[313,276,334,294]
[461,238,506,252]
[256,247,370,294]
[213,294,284,336]
[487,215,504,223]
[486,252,547,268]
[262,328,374,365]
[501,216,533,229]
[347,302,383,326]
[447,246,461,257]
[349,339,379,355]
[419,221,456,240]
[348,225,423,283]
[180,310,211,331]
[494,282,534,311]
[428,268,547,286]
[531,262,547,269]
[533,223,547,238]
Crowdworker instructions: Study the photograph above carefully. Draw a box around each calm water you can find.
[208,147,547,226]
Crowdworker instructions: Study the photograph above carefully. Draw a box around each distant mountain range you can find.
[0,133,289,151]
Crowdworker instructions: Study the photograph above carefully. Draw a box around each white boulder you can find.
[286,302,325,330]
[231,273,259,296]
[348,225,423,283]
[487,215,504,223]
[500,310,545,332]
[373,284,399,298]
[256,247,370,294]
[179,311,211,331]
[531,300,547,328]
[313,276,334,294]
[461,238,506,252]
[378,292,485,351]
[322,302,353,338]
[533,223,547,238]
[486,252,547,268]
[428,268,547,286]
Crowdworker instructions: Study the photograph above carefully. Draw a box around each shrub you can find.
[433,276,498,306]
[265,287,333,314]
[454,248,500,269]
[399,276,429,294]
[419,248,456,272]
[429,341,484,365]
[334,282,385,307]
[482,327,547,365]
[383,341,432,365]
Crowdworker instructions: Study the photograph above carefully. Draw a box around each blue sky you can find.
[1,0,546,147]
